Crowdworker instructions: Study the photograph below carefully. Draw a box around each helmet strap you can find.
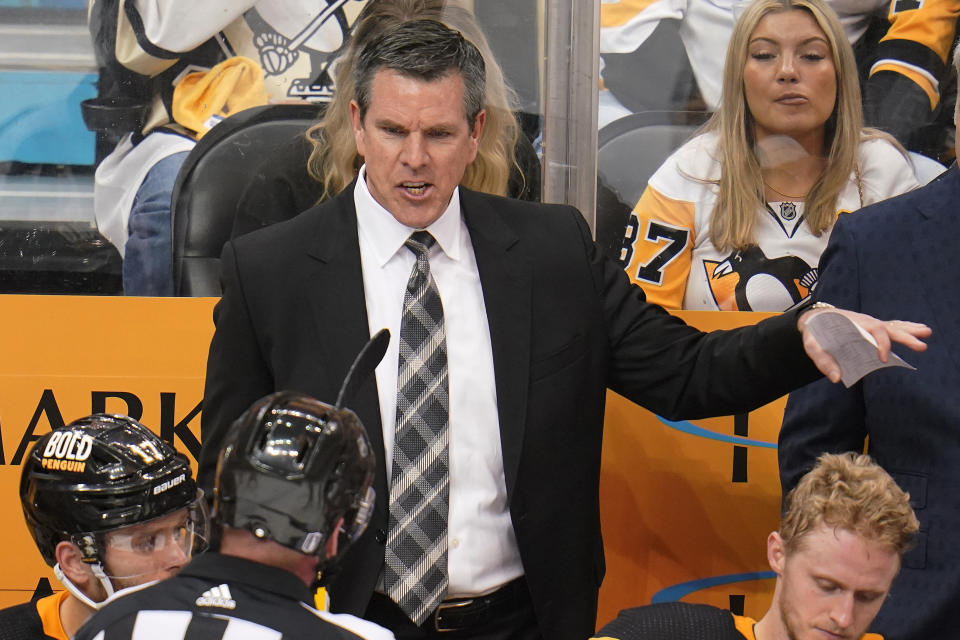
[54,561,115,611]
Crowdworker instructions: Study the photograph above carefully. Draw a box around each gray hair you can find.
[353,19,486,127]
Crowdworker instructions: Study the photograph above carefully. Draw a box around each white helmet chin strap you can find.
[54,562,115,611]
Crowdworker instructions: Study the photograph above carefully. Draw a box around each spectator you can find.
[231,0,539,240]
[0,414,208,639]
[74,392,392,640]
[592,453,919,640]
[778,40,960,640]
[619,0,920,312]
[89,0,370,296]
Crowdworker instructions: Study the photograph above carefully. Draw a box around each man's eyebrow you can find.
[374,118,407,131]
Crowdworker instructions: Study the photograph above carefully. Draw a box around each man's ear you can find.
[350,100,366,158]
[55,541,102,598]
[325,516,344,561]
[767,531,787,576]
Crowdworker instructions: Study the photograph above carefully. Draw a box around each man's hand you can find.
[798,308,931,383]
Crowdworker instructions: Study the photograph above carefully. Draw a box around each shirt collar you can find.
[354,164,462,267]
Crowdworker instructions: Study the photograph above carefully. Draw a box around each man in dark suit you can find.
[778,49,960,640]
[200,19,928,640]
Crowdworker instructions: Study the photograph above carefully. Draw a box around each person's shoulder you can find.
[593,602,744,639]
[307,608,396,639]
[858,135,909,162]
[0,600,50,639]
[647,131,720,199]
[459,187,583,230]
[75,582,163,638]
[847,163,957,231]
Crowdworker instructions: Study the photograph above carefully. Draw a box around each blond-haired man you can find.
[593,452,919,640]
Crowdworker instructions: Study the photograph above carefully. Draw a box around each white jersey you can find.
[93,0,368,255]
[620,131,920,311]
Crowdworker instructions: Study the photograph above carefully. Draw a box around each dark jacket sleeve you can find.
[198,240,276,490]
[778,213,868,497]
[577,207,821,420]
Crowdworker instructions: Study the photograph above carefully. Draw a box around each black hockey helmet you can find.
[20,414,204,567]
[213,391,376,566]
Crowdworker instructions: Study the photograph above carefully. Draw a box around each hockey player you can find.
[591,452,919,640]
[0,414,208,640]
[74,391,393,640]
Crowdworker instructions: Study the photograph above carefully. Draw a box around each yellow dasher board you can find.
[0,296,786,626]
[0,295,215,608]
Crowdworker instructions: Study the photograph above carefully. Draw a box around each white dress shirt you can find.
[354,166,524,597]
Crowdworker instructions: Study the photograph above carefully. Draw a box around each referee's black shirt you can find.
[73,553,393,640]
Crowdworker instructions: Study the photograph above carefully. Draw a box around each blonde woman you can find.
[233,0,538,238]
[620,0,919,312]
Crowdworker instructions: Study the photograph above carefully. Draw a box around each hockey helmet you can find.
[20,414,207,567]
[213,391,375,566]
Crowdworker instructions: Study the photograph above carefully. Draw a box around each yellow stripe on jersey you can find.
[871,62,938,108]
[733,614,756,639]
[601,0,663,27]
[36,590,70,640]
[623,185,696,309]
[882,0,960,62]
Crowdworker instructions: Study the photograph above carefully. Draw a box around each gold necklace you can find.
[763,180,807,200]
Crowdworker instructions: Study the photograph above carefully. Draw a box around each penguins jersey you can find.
[601,0,888,108]
[0,590,70,640]
[107,0,370,133]
[620,131,920,312]
[870,0,960,111]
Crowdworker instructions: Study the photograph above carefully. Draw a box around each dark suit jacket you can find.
[201,184,818,639]
[779,165,960,640]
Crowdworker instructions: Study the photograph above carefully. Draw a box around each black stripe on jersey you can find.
[874,39,947,79]
[102,612,137,640]
[183,614,229,640]
[123,2,182,59]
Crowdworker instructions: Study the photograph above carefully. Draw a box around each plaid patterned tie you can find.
[384,231,450,625]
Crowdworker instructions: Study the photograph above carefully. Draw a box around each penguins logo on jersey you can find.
[248,0,364,99]
[704,246,818,311]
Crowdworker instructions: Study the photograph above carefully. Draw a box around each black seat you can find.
[171,103,325,296]
[595,111,710,263]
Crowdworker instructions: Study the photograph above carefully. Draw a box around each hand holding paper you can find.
[798,307,931,384]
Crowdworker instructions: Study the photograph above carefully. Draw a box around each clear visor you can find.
[98,491,209,581]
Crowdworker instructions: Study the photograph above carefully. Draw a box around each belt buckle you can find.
[434,598,474,632]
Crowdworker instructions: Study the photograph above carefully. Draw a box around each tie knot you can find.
[405,231,435,258]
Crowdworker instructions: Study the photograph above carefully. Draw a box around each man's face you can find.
[769,525,899,640]
[350,68,485,229]
[101,508,195,590]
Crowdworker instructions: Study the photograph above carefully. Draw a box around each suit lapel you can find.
[913,165,960,373]
[461,189,532,500]
[302,185,387,492]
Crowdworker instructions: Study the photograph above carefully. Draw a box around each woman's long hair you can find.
[305,0,521,200]
[705,0,884,251]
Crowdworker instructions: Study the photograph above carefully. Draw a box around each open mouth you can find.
[401,182,429,196]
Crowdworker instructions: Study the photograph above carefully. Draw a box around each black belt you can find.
[427,576,531,633]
